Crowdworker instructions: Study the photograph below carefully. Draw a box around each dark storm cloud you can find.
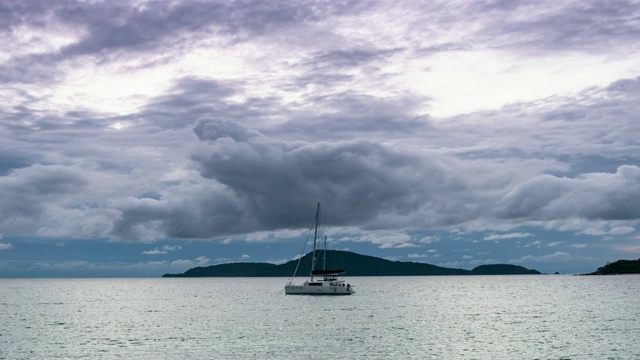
[270,92,432,141]
[109,180,252,241]
[497,166,640,221]
[190,117,445,230]
[0,164,88,225]
[138,78,239,129]
[178,115,635,239]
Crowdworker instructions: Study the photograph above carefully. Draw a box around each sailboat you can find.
[284,202,355,295]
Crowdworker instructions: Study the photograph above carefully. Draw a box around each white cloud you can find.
[213,257,234,264]
[245,229,306,242]
[379,242,418,249]
[524,240,542,248]
[418,236,440,244]
[484,232,534,241]
[613,245,640,253]
[142,249,166,255]
[0,242,13,250]
[170,256,210,268]
[143,244,182,255]
[239,254,251,260]
[609,227,636,235]
[547,241,562,247]
[509,252,573,263]
[407,253,427,259]
[394,243,419,249]
[571,243,587,249]
[438,261,466,268]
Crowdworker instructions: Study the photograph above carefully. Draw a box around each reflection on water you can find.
[1,275,639,359]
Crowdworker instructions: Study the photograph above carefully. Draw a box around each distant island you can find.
[586,258,640,275]
[162,250,540,277]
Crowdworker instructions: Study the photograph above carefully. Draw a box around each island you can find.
[586,258,640,275]
[162,250,540,277]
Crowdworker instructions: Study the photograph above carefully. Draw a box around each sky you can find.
[1,0,639,277]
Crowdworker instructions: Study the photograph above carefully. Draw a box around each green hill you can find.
[587,258,640,275]
[471,264,541,275]
[162,250,540,277]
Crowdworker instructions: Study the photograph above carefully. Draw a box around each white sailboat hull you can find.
[285,283,354,295]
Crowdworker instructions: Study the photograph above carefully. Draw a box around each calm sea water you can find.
[1,275,639,359]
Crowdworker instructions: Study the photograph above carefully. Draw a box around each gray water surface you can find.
[1,275,639,359]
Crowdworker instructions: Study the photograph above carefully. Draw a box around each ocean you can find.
[1,275,638,359]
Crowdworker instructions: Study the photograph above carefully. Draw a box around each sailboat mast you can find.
[310,202,320,278]
[323,235,327,270]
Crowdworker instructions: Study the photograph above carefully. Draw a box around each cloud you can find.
[170,256,209,268]
[497,165,640,221]
[418,236,440,244]
[548,241,562,247]
[160,245,182,251]
[142,244,182,255]
[213,257,234,264]
[189,117,494,234]
[244,229,306,242]
[473,0,640,52]
[0,0,367,83]
[509,252,573,263]
[4,96,636,245]
[608,226,636,235]
[142,249,166,255]
[382,242,418,249]
[613,245,640,253]
[407,253,426,259]
[484,232,534,241]
[0,242,14,250]
[571,243,587,249]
